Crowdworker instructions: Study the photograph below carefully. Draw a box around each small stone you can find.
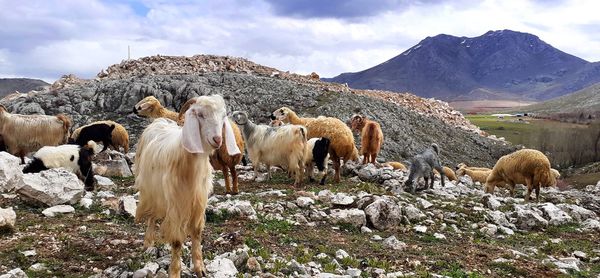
[498,226,514,235]
[331,193,355,206]
[414,225,427,233]
[346,268,362,277]
[119,195,137,217]
[383,235,406,250]
[0,207,16,230]
[296,197,315,208]
[573,251,587,261]
[79,198,93,209]
[329,209,366,228]
[42,205,75,217]
[28,263,47,272]
[481,194,502,210]
[21,250,36,257]
[433,233,446,240]
[94,175,115,187]
[335,249,349,260]
[361,226,373,233]
[246,257,261,273]
[371,235,383,241]
[0,268,28,278]
[416,198,433,209]
[480,224,498,236]
[132,269,150,278]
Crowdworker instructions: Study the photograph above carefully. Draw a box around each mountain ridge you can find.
[325,29,600,101]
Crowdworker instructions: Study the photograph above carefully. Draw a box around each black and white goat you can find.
[304,137,330,185]
[23,141,99,190]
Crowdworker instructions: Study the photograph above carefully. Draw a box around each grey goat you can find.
[405,143,445,193]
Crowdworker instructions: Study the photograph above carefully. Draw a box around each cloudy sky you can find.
[1,0,599,82]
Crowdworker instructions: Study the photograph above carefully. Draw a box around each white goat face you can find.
[182,95,241,155]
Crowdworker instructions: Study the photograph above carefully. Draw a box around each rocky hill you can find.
[326,30,600,101]
[0,55,514,167]
[0,78,49,98]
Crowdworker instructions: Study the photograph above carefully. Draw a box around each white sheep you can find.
[232,111,307,186]
[0,105,72,164]
[134,95,240,277]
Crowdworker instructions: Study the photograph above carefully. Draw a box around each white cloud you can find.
[1,0,599,82]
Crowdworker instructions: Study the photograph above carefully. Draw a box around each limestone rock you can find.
[16,169,84,206]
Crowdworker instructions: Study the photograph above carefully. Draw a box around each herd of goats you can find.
[0,94,561,277]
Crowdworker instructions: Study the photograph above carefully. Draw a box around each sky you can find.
[1,0,600,83]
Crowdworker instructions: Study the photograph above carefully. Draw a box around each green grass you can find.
[488,261,529,277]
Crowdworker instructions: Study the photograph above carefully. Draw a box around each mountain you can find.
[0,78,49,98]
[515,82,600,115]
[325,30,600,101]
[0,55,514,167]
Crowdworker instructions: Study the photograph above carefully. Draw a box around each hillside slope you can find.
[515,82,600,114]
[0,78,49,98]
[326,30,600,101]
[0,55,514,166]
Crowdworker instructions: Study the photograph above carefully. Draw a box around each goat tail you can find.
[56,114,72,132]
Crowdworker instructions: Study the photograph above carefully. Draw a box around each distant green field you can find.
[465,115,587,147]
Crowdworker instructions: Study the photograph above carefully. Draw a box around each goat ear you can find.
[178,98,197,125]
[224,118,241,156]
[181,108,205,153]
[140,102,152,110]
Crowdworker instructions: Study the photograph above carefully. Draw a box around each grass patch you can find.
[256,216,293,234]
[489,261,528,277]
[206,209,238,224]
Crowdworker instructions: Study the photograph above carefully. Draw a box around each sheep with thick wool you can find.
[456,166,492,184]
[0,105,71,164]
[349,114,384,164]
[485,149,556,202]
[133,96,179,120]
[383,161,408,171]
[233,111,307,186]
[70,120,129,153]
[272,107,358,183]
[456,162,491,172]
[134,95,240,277]
[178,98,246,194]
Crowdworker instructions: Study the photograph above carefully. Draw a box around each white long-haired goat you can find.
[232,111,307,186]
[134,95,240,277]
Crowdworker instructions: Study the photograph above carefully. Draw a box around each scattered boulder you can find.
[205,257,238,277]
[329,209,366,228]
[539,203,573,226]
[582,219,600,231]
[94,158,133,178]
[296,197,315,208]
[119,195,137,217]
[481,194,502,210]
[331,193,355,206]
[42,205,75,217]
[0,207,16,231]
[403,204,426,222]
[556,204,597,222]
[16,169,84,206]
[416,198,433,209]
[382,236,406,250]
[0,152,23,193]
[512,206,548,230]
[0,268,28,278]
[358,164,379,182]
[207,199,257,220]
[94,175,115,188]
[364,197,402,230]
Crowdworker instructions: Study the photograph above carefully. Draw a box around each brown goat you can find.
[350,114,384,164]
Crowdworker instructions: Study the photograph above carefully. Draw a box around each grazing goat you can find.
[271,107,358,183]
[405,157,433,194]
[485,149,556,202]
[305,137,330,185]
[349,114,384,164]
[134,95,240,277]
[456,166,492,184]
[178,97,246,194]
[23,141,98,190]
[405,143,445,193]
[70,120,129,153]
[0,105,71,163]
[233,111,307,186]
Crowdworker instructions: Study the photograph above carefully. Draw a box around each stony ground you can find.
[1,162,600,278]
